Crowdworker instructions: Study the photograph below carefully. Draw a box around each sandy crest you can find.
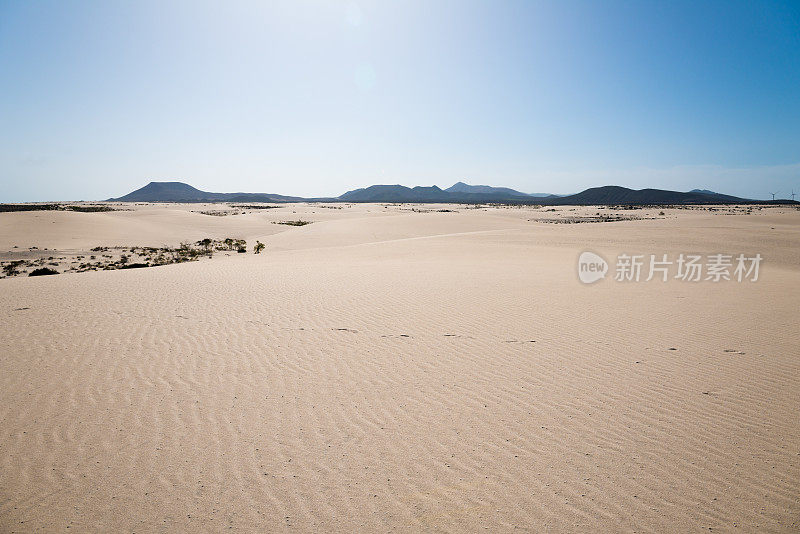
[1,204,798,532]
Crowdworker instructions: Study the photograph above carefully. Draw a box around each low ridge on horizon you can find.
[444,181,557,198]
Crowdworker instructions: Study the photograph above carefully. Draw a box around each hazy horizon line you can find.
[4,162,798,203]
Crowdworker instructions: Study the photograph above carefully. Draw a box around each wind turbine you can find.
[792,190,796,201]
[770,191,778,201]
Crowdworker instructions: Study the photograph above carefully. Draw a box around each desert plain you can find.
[1,202,799,532]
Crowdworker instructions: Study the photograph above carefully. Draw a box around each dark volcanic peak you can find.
[445,181,472,192]
[338,184,452,202]
[113,181,217,202]
[445,181,529,197]
[109,181,308,203]
[445,181,557,197]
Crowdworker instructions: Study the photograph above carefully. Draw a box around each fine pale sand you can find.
[1,203,799,532]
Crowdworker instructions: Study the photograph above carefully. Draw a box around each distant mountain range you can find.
[110,181,769,205]
[337,184,751,204]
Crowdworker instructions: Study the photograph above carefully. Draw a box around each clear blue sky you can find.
[1,0,798,201]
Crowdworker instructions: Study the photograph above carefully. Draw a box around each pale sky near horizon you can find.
[1,0,798,201]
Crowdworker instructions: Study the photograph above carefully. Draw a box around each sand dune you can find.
[1,203,798,531]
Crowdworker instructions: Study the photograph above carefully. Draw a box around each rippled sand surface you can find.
[1,203,798,532]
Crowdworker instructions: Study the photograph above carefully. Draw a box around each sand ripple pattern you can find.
[1,226,799,532]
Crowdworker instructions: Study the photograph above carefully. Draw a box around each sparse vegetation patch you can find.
[273,220,312,226]
[1,237,259,279]
[0,204,119,213]
[29,267,58,276]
